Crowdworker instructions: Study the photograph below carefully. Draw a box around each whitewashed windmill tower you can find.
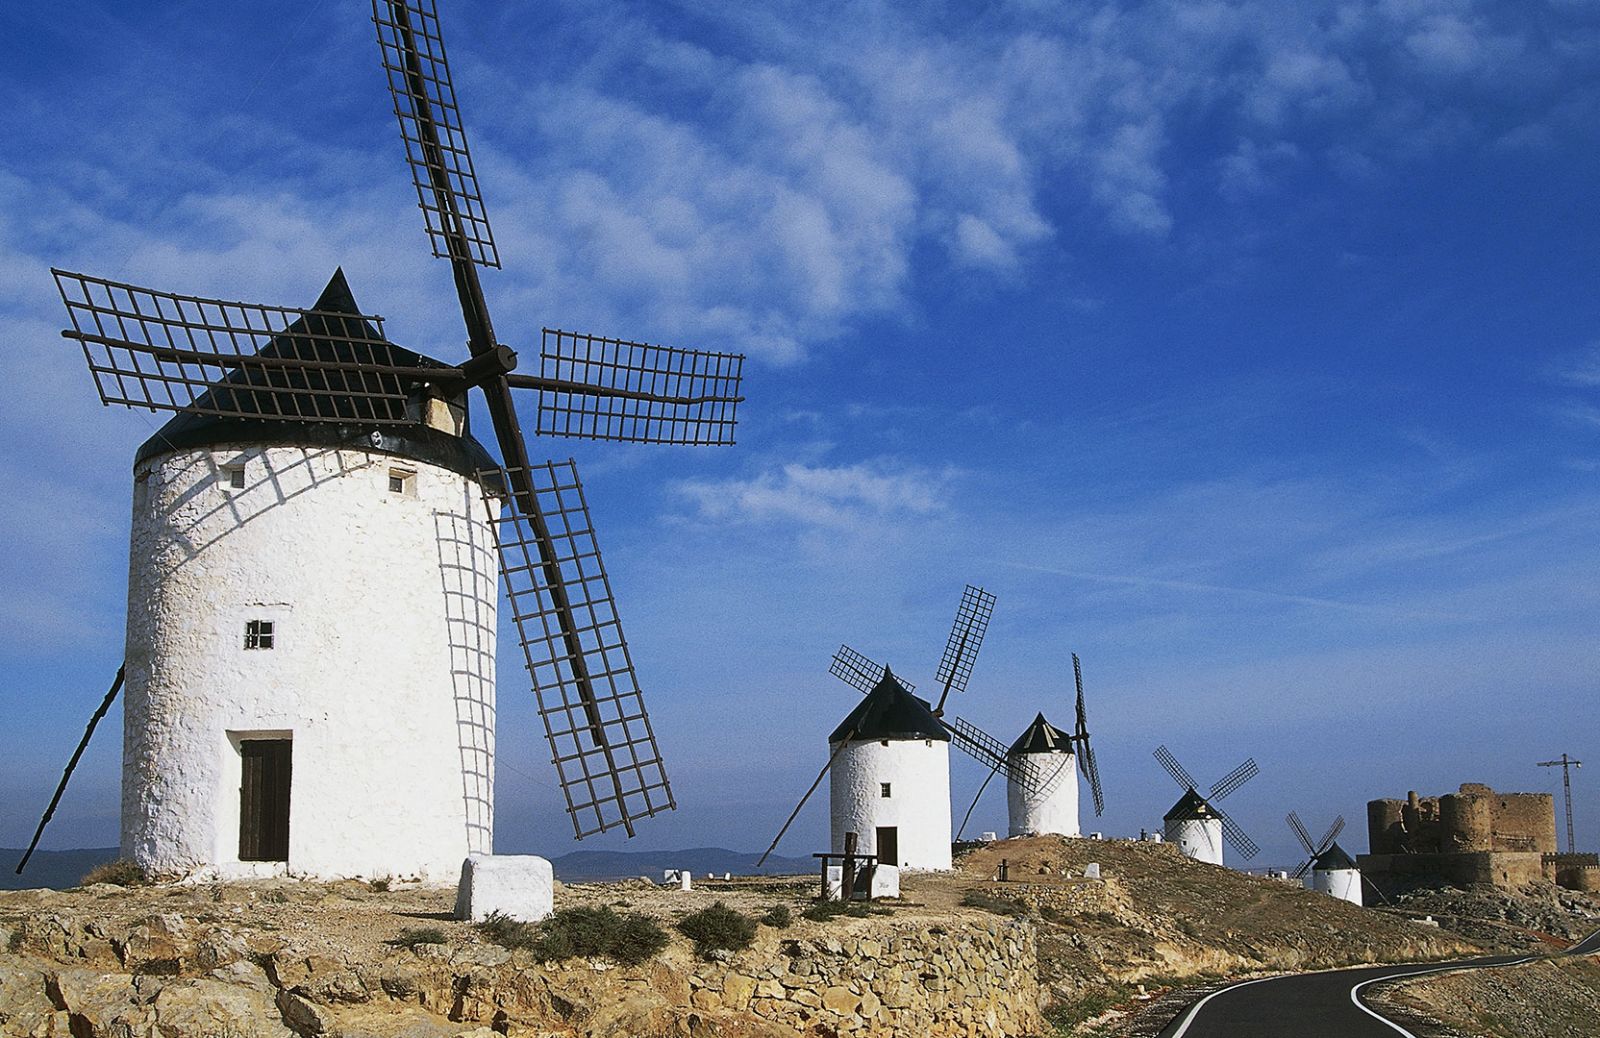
[756,585,1007,874]
[1153,746,1260,867]
[16,0,746,883]
[1288,812,1362,905]
[1004,654,1105,838]
[826,669,954,871]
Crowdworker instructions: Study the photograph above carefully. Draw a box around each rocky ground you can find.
[1371,956,1600,1038]
[7,838,1592,1037]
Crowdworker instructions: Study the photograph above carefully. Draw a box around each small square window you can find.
[388,468,414,495]
[880,783,892,798]
[225,466,246,490]
[244,620,275,650]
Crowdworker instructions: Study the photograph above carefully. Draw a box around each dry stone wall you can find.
[0,907,1042,1038]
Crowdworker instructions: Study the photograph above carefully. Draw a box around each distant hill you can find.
[0,846,811,889]
[1,847,119,891]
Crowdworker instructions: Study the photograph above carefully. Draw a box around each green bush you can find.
[760,905,792,929]
[959,889,1030,917]
[800,899,892,921]
[368,877,392,892]
[1045,983,1134,1034]
[477,907,667,966]
[387,926,448,948]
[676,902,756,958]
[80,859,147,887]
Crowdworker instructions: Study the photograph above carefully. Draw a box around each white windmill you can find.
[1288,812,1362,905]
[757,585,1013,876]
[1152,745,1260,867]
[1004,654,1105,839]
[16,0,746,886]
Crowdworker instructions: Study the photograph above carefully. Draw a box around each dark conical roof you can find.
[1312,842,1357,871]
[1009,712,1074,755]
[1163,788,1217,822]
[135,269,497,480]
[829,668,950,743]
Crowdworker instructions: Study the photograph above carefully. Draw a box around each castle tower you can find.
[827,669,952,871]
[1163,789,1224,865]
[1307,842,1362,905]
[1006,713,1080,838]
[121,271,501,883]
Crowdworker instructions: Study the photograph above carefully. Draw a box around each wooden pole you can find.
[16,666,125,874]
[756,728,857,868]
[842,831,858,901]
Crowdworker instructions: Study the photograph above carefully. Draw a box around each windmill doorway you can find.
[238,738,292,862]
[876,826,898,867]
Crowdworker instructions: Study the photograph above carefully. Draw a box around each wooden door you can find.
[239,739,292,862]
[876,826,898,867]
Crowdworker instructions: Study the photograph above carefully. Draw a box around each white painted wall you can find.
[123,445,499,883]
[1309,868,1363,905]
[829,738,952,871]
[1165,817,1224,865]
[1006,750,1079,838]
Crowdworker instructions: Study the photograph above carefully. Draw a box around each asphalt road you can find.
[1156,926,1600,1038]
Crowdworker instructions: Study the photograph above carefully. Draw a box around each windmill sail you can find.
[830,646,916,695]
[947,715,1059,796]
[1153,744,1199,792]
[484,460,674,839]
[525,329,745,446]
[1072,653,1105,816]
[373,0,499,268]
[934,585,996,709]
[52,269,442,424]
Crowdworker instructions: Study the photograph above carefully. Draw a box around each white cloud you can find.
[671,460,956,530]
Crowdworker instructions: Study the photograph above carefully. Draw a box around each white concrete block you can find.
[680,871,693,891]
[824,863,900,900]
[454,854,553,923]
[1084,862,1101,879]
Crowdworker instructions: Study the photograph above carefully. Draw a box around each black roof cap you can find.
[1010,712,1074,755]
[829,668,951,743]
[1163,788,1217,821]
[1313,842,1357,871]
[134,269,498,482]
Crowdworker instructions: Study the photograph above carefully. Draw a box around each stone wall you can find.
[692,921,1040,1036]
[1366,785,1556,858]
[0,908,1042,1038]
[1358,851,1550,895]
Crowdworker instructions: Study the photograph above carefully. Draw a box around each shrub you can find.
[477,907,667,966]
[676,902,756,958]
[959,889,1030,918]
[760,905,792,929]
[1044,983,1134,1033]
[368,877,392,892]
[80,859,147,887]
[800,899,892,922]
[387,926,448,949]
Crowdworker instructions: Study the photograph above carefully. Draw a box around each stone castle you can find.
[1360,782,1597,893]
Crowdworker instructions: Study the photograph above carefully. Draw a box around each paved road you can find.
[1156,926,1600,1038]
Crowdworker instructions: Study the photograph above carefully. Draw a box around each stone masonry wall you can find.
[691,921,1039,1036]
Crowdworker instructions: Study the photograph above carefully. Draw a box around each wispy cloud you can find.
[671,459,956,530]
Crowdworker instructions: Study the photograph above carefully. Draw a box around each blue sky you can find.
[3,0,1599,871]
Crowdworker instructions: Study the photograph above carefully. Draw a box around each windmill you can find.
[1152,745,1260,866]
[1287,811,1361,905]
[18,0,745,882]
[758,585,1010,872]
[1001,653,1105,839]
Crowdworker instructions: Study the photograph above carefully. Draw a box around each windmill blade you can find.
[947,716,1053,795]
[1290,857,1314,881]
[1316,815,1346,854]
[1078,741,1105,816]
[932,585,996,713]
[1286,811,1316,856]
[483,459,674,839]
[516,329,745,446]
[373,0,499,268]
[1153,745,1199,791]
[52,270,438,424]
[1072,653,1089,738]
[1214,804,1260,860]
[829,645,914,695]
[1209,758,1259,801]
